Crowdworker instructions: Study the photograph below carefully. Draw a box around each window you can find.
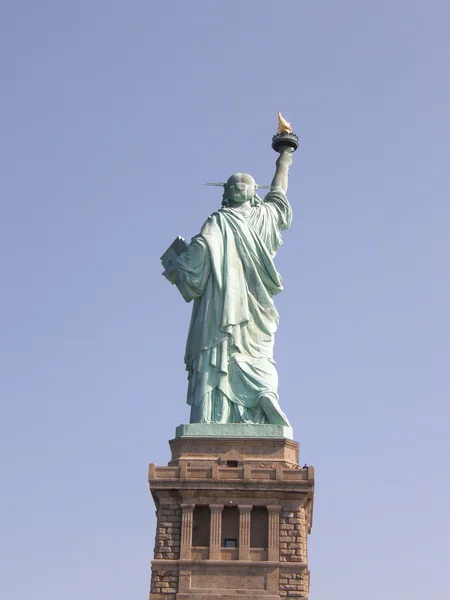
[192,506,210,546]
[250,507,268,547]
[221,506,239,547]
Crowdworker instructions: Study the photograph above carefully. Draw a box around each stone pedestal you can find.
[149,428,314,600]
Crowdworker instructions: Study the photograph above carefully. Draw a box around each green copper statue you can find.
[163,115,297,427]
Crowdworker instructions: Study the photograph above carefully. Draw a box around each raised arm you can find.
[271,147,294,195]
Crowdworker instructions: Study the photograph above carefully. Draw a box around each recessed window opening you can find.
[224,538,237,547]
[192,506,210,546]
[222,506,239,546]
[226,460,239,467]
[251,506,268,547]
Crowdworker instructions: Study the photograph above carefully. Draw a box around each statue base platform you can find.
[175,422,293,440]
[168,430,299,467]
[149,433,314,599]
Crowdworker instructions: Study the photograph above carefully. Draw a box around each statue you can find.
[162,115,298,426]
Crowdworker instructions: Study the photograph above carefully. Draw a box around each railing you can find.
[149,463,310,482]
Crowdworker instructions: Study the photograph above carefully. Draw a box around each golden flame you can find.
[277,112,292,134]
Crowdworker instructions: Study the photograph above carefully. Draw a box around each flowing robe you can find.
[174,190,292,424]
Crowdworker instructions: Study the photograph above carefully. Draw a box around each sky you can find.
[0,1,449,599]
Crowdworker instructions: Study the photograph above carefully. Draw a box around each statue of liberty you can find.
[162,115,297,427]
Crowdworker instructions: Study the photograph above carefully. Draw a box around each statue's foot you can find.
[259,395,291,427]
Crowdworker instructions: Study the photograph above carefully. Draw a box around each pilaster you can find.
[238,504,252,560]
[267,505,281,561]
[209,504,223,560]
[180,504,195,560]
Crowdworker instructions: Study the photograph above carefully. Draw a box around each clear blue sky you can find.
[1,2,449,599]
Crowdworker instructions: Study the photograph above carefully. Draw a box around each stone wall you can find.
[150,505,181,597]
[279,506,307,563]
[279,568,310,598]
[153,506,181,560]
[150,568,178,598]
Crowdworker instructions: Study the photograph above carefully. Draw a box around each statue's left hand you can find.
[163,267,177,284]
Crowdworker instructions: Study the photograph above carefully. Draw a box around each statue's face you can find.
[225,173,256,206]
